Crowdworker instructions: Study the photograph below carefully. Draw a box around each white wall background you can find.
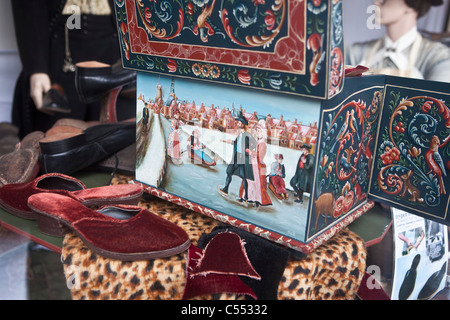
[343,0,450,47]
[0,1,22,124]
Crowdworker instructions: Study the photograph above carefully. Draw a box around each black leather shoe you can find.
[39,121,136,175]
[42,84,71,114]
[75,60,137,104]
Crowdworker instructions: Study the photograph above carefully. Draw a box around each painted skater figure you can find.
[239,120,272,207]
[188,128,216,166]
[269,154,288,200]
[219,112,257,202]
[290,144,314,203]
[142,103,150,126]
[167,109,183,163]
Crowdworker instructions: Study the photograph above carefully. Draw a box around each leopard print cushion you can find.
[61,174,367,300]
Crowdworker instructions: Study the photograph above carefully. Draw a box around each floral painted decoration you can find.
[114,0,345,98]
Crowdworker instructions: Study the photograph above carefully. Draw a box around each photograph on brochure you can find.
[391,208,448,300]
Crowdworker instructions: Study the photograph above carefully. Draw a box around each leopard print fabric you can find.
[61,174,367,300]
[278,230,367,300]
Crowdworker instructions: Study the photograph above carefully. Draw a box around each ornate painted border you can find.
[114,0,344,99]
[369,83,450,223]
[135,181,372,253]
[308,82,383,241]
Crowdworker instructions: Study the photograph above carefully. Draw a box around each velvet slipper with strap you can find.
[27,193,191,261]
[0,173,143,221]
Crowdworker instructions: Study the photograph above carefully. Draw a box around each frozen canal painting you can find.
[135,73,322,243]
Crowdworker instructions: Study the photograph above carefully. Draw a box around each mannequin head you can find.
[375,0,444,23]
[404,0,444,18]
[374,0,443,41]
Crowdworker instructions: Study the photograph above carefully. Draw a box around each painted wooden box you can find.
[133,71,376,253]
[132,72,450,253]
[113,0,345,99]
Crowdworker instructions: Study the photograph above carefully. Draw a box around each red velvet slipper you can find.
[182,244,257,300]
[27,193,191,261]
[0,173,143,220]
[190,231,260,279]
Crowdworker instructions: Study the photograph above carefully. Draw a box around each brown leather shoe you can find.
[0,123,20,156]
[0,131,44,187]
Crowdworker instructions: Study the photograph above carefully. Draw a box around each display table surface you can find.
[0,171,390,300]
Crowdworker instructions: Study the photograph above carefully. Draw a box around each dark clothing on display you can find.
[11,0,123,138]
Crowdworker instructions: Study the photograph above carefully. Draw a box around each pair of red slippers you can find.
[0,173,190,261]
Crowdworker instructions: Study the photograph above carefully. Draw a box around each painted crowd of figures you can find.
[166,108,315,208]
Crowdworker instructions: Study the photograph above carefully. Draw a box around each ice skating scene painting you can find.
[135,73,321,243]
